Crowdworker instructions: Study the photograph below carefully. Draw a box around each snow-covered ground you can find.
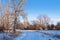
[0,30,60,40]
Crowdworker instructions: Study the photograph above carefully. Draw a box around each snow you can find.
[0,30,60,40]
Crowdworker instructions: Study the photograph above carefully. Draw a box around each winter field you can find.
[0,30,60,40]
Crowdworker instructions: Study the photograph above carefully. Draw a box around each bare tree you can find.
[0,0,4,32]
[0,0,26,32]
[20,12,29,29]
[32,20,43,30]
[10,0,26,32]
[37,14,50,30]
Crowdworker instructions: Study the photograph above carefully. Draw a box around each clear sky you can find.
[0,0,60,24]
[24,0,60,24]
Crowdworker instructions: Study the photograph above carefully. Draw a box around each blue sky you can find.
[0,0,60,24]
[24,0,60,24]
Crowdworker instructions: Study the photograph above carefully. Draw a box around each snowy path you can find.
[0,30,60,40]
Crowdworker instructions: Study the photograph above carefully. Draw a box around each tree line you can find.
[0,0,60,32]
[17,14,60,30]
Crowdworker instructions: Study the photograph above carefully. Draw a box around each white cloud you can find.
[51,18,60,25]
